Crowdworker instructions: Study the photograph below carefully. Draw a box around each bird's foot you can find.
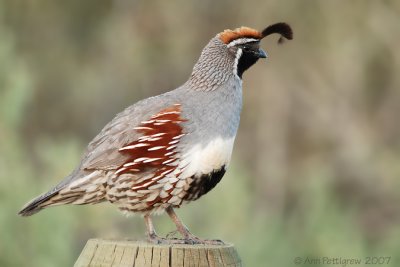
[162,231,225,245]
[148,232,191,245]
[166,230,180,239]
[203,238,225,245]
[182,233,225,245]
[164,207,225,245]
[147,233,173,244]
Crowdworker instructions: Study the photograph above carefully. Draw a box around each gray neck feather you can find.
[187,37,236,91]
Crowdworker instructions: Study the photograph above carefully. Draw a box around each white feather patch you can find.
[179,137,235,178]
[227,38,259,48]
[233,48,243,78]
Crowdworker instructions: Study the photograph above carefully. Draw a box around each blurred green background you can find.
[1,1,400,266]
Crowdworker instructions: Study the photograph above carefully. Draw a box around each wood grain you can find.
[74,239,242,267]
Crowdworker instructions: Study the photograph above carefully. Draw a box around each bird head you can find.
[219,23,293,78]
[189,23,293,90]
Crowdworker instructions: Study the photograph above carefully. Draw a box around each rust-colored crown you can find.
[219,27,262,44]
[219,23,293,45]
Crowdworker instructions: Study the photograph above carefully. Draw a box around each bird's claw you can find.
[148,233,225,245]
[166,230,179,239]
[147,235,168,244]
[182,235,225,245]
[205,238,225,245]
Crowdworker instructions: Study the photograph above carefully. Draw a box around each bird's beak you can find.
[257,48,268,58]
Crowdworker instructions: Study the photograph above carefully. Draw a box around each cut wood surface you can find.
[74,238,242,267]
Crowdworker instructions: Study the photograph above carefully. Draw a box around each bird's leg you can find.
[165,206,195,240]
[144,214,185,244]
[144,214,167,244]
[166,206,224,245]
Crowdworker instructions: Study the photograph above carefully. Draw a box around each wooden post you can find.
[74,238,242,267]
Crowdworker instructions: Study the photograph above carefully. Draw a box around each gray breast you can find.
[178,77,243,146]
[165,77,243,181]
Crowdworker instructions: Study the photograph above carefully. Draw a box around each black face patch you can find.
[183,166,226,201]
[237,42,262,78]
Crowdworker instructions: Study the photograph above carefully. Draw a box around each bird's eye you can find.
[243,46,250,52]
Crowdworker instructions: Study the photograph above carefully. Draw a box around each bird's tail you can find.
[18,171,107,216]
[18,188,62,216]
[18,186,95,216]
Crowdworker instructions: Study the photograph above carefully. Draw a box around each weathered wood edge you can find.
[74,238,242,267]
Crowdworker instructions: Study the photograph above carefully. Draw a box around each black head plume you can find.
[261,22,293,44]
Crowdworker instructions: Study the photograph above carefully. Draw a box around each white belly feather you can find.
[179,137,235,178]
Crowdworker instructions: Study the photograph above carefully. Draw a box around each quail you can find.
[19,23,293,244]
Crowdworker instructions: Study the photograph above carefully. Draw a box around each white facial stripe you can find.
[233,48,243,78]
[227,38,259,48]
